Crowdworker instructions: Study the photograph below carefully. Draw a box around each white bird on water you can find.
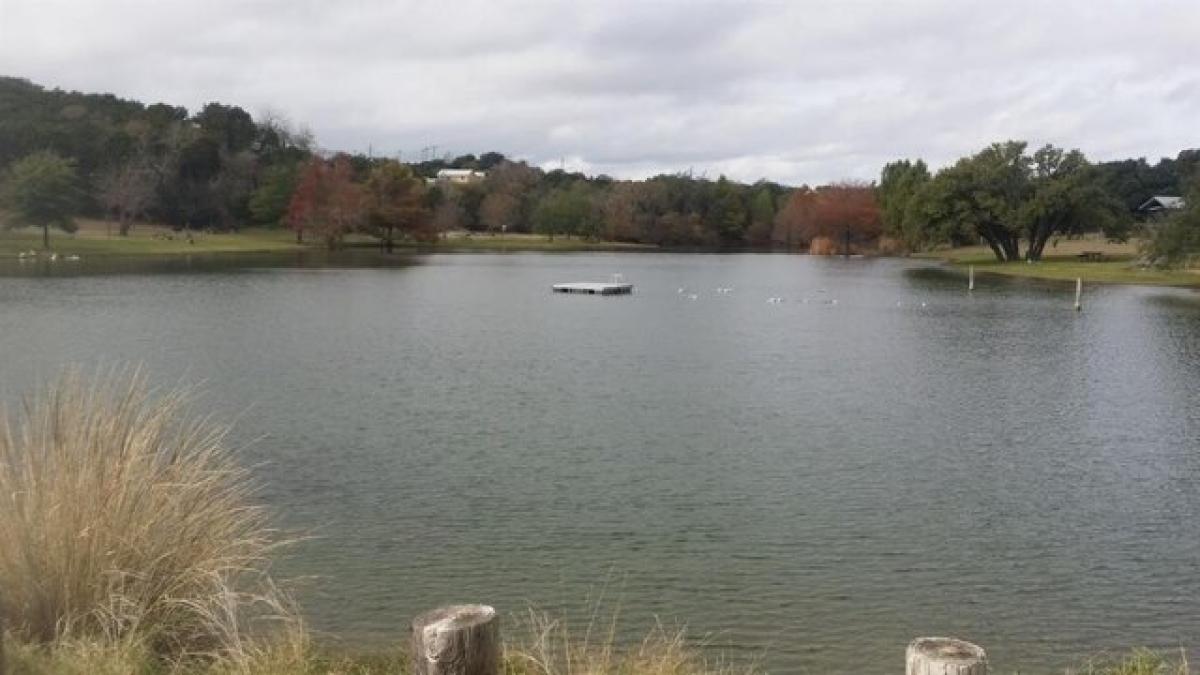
[65,254,81,262]
[686,293,699,301]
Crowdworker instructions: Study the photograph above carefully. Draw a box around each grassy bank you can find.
[4,636,1188,675]
[924,236,1200,287]
[0,219,654,259]
[0,218,306,257]
[428,231,656,252]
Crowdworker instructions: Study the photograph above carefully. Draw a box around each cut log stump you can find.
[906,637,988,675]
[410,604,500,675]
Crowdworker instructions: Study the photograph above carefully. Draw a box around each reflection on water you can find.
[1,252,1198,673]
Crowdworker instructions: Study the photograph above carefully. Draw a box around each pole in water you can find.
[1074,277,1082,311]
[968,265,975,291]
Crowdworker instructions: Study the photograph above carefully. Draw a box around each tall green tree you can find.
[364,161,431,251]
[746,184,777,246]
[1,150,81,248]
[913,142,1030,261]
[878,159,930,249]
[708,176,748,244]
[1020,145,1127,261]
[248,163,299,227]
[532,182,597,240]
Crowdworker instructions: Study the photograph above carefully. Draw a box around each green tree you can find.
[532,182,597,240]
[248,163,299,226]
[1,150,80,248]
[194,102,256,153]
[364,161,431,252]
[746,185,776,246]
[914,142,1030,261]
[1144,178,1199,267]
[708,176,748,244]
[1020,145,1127,261]
[878,159,930,249]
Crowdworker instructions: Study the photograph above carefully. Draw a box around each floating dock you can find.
[552,274,633,295]
[552,282,633,295]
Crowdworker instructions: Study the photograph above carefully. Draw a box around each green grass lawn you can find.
[925,238,1200,288]
[0,220,655,259]
[416,231,656,252]
[0,220,305,258]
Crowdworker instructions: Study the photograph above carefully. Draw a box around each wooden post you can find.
[968,265,975,291]
[907,637,987,675]
[411,604,500,675]
[1074,277,1082,311]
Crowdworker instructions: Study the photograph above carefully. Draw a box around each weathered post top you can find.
[411,604,500,675]
[906,637,988,675]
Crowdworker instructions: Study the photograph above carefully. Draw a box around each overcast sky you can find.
[2,0,1198,185]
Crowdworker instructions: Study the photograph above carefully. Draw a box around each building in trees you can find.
[1136,195,1186,220]
[435,169,487,185]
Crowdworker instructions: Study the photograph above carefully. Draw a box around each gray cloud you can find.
[2,0,1197,185]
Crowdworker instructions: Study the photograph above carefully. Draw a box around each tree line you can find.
[1,76,1196,262]
[0,76,885,250]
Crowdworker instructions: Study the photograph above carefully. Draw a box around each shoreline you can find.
[5,223,1199,289]
[919,237,1200,288]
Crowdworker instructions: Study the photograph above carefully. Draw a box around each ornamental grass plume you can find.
[0,368,299,665]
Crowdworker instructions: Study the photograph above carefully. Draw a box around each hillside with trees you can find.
[2,76,1196,260]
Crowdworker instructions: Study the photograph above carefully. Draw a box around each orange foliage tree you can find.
[774,182,881,253]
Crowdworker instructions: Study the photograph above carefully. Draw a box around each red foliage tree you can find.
[811,183,882,252]
[776,183,881,253]
[286,155,362,248]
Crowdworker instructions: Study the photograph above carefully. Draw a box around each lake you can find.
[1,251,1198,673]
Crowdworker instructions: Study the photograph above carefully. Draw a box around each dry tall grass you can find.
[1065,648,1190,675]
[0,369,299,665]
[503,607,757,675]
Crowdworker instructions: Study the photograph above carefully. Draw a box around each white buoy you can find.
[1074,277,1082,311]
[968,265,975,291]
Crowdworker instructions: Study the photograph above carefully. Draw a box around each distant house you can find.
[1135,195,1186,219]
[435,168,486,185]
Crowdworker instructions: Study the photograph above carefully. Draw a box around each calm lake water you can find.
[1,251,1199,673]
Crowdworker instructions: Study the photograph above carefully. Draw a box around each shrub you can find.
[808,236,838,255]
[875,235,908,256]
[0,368,296,662]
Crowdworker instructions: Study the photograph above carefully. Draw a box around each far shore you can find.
[0,218,657,258]
[922,234,1200,288]
[4,220,1198,288]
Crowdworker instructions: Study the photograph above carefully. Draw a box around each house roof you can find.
[1136,195,1185,211]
